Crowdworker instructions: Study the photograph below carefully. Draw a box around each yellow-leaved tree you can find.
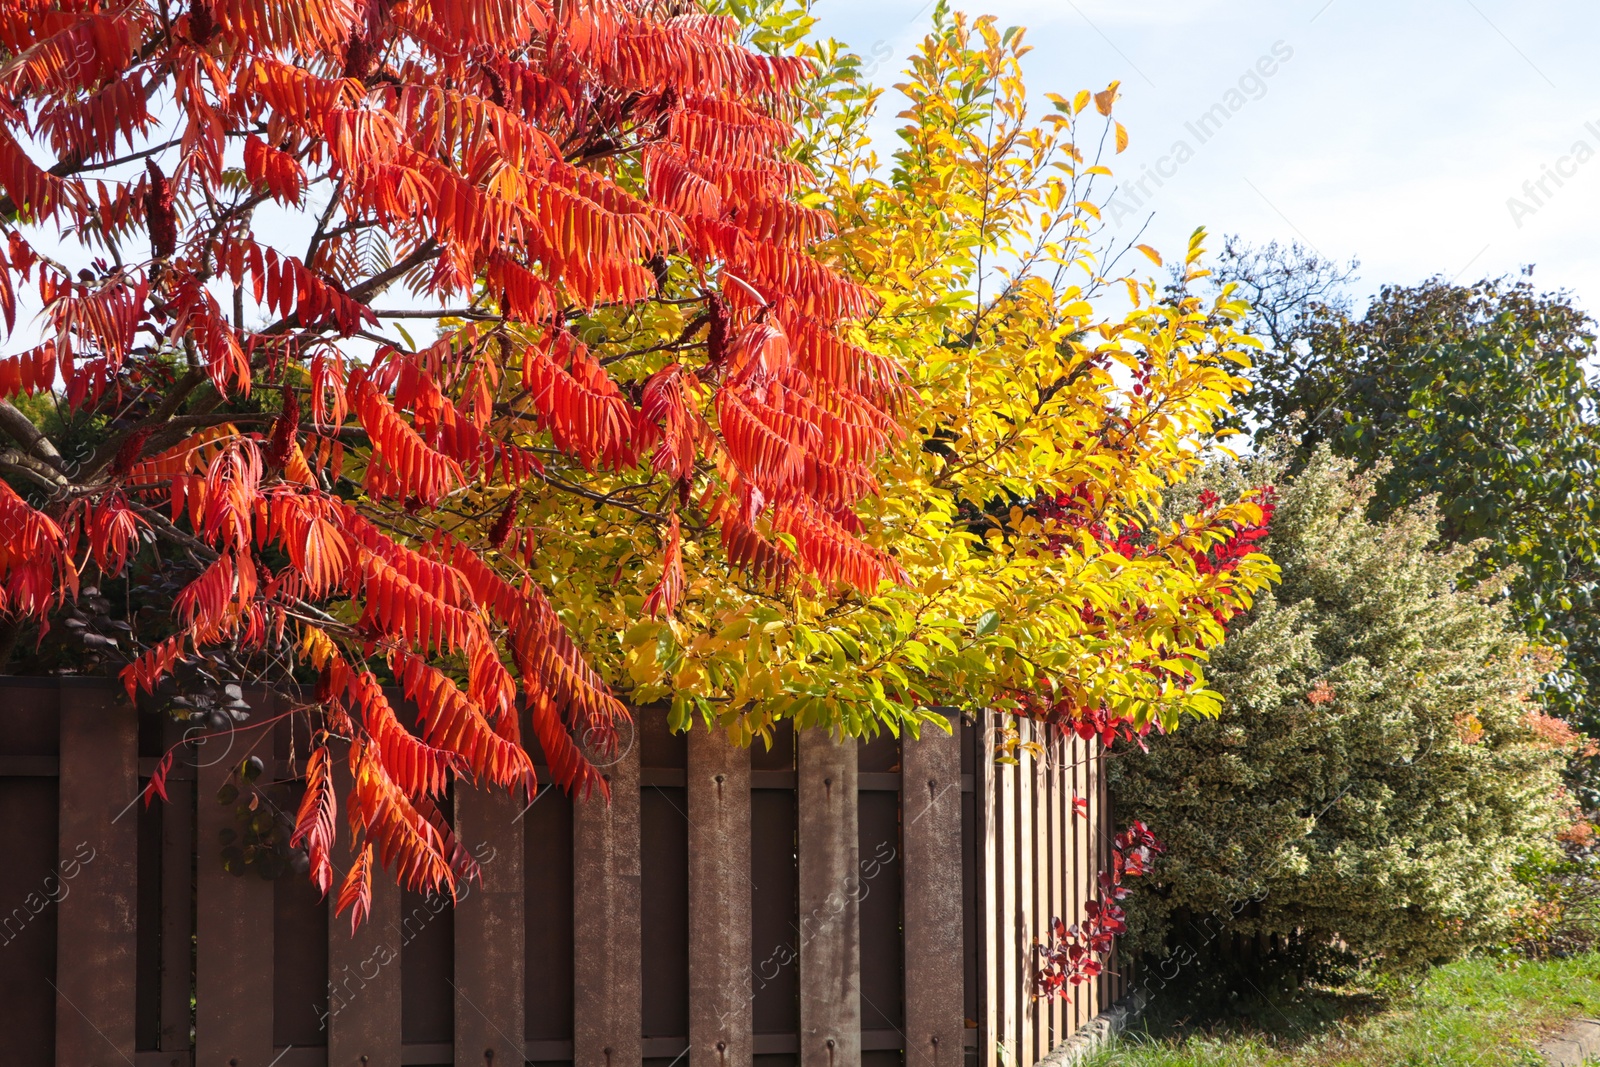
[481,4,1279,747]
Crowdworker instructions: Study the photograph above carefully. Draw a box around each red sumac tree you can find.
[0,0,899,917]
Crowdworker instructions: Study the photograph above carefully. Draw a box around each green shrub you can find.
[1111,448,1577,986]
[1510,834,1600,959]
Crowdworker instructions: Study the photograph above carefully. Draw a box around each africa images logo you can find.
[1505,121,1600,229]
[1107,40,1295,227]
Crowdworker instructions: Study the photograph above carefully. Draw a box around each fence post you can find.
[195,693,276,1066]
[902,718,964,1067]
[54,680,138,1066]
[687,727,752,1067]
[453,782,526,1067]
[329,740,403,1067]
[797,728,859,1067]
[573,738,641,1067]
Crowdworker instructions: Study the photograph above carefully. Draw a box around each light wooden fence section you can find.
[977,718,1125,1067]
[0,679,1122,1067]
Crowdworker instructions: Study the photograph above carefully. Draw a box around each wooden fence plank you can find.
[1041,726,1054,1060]
[1062,737,1077,1038]
[328,742,402,1067]
[1049,727,1063,1059]
[1043,728,1059,1056]
[523,784,575,1051]
[1088,741,1103,1018]
[1096,742,1114,1010]
[796,728,859,1067]
[998,719,1019,1067]
[687,727,752,1067]
[1017,723,1030,1062]
[902,719,963,1067]
[573,741,641,1067]
[749,724,799,1044]
[1056,736,1069,1043]
[453,782,525,1067]
[1037,722,1051,1062]
[196,695,276,1066]
[1075,739,1088,1030]
[1056,741,1070,1043]
[979,714,998,1067]
[55,682,139,1066]
[160,713,195,1057]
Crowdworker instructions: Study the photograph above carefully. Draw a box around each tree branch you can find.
[346,240,441,305]
[0,448,70,491]
[0,400,65,470]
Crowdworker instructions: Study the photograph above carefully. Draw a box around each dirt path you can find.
[1541,1018,1600,1065]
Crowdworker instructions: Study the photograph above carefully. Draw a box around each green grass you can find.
[1080,954,1600,1067]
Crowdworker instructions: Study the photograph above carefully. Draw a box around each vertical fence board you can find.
[0,684,61,1066]
[195,697,275,1066]
[960,719,980,1067]
[273,853,329,1051]
[1061,737,1077,1040]
[1037,733,1050,1058]
[453,783,526,1067]
[1103,743,1115,1012]
[858,730,905,1053]
[902,721,963,1067]
[687,728,752,1067]
[573,741,641,1067]
[1060,735,1073,1045]
[1017,721,1035,1067]
[1072,737,1088,1036]
[641,711,689,1059]
[328,744,402,1067]
[160,713,195,1058]
[55,683,138,1066]
[1087,741,1102,1018]
[399,883,454,1052]
[797,729,859,1067]
[1056,732,1070,1048]
[998,720,1018,1067]
[524,785,574,1051]
[749,723,799,1045]
[1042,729,1059,1054]
[1036,729,1050,1059]
[857,780,903,1046]
[1096,742,1112,1011]
[979,715,998,1067]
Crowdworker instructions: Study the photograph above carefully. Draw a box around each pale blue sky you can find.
[811,0,1600,310]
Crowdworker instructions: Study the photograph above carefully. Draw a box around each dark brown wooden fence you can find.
[0,678,1123,1067]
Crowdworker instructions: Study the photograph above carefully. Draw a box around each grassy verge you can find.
[1079,954,1600,1066]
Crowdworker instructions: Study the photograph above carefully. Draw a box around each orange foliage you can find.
[0,0,897,917]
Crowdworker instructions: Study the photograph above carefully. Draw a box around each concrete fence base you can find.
[1037,992,1147,1066]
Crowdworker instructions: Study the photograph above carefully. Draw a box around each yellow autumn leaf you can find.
[1094,80,1121,116]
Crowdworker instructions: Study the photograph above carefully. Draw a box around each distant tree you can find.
[1210,250,1600,734]
[1202,236,1358,442]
